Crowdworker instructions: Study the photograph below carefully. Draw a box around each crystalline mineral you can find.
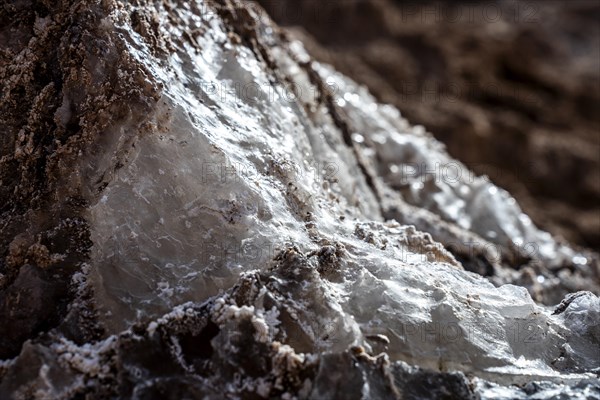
[0,0,598,399]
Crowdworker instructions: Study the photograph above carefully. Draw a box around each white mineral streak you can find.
[314,62,587,269]
[68,0,597,396]
[87,1,379,332]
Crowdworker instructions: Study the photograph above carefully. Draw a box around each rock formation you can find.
[257,0,600,250]
[0,0,598,399]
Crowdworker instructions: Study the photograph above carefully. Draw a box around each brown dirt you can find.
[0,0,160,359]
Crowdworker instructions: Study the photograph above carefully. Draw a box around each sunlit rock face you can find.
[0,0,598,399]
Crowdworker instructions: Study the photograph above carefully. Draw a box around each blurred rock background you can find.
[256,0,600,250]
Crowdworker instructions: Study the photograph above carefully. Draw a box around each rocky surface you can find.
[0,0,598,399]
[257,0,600,250]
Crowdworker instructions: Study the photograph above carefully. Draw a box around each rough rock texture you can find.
[257,0,600,250]
[0,0,599,399]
